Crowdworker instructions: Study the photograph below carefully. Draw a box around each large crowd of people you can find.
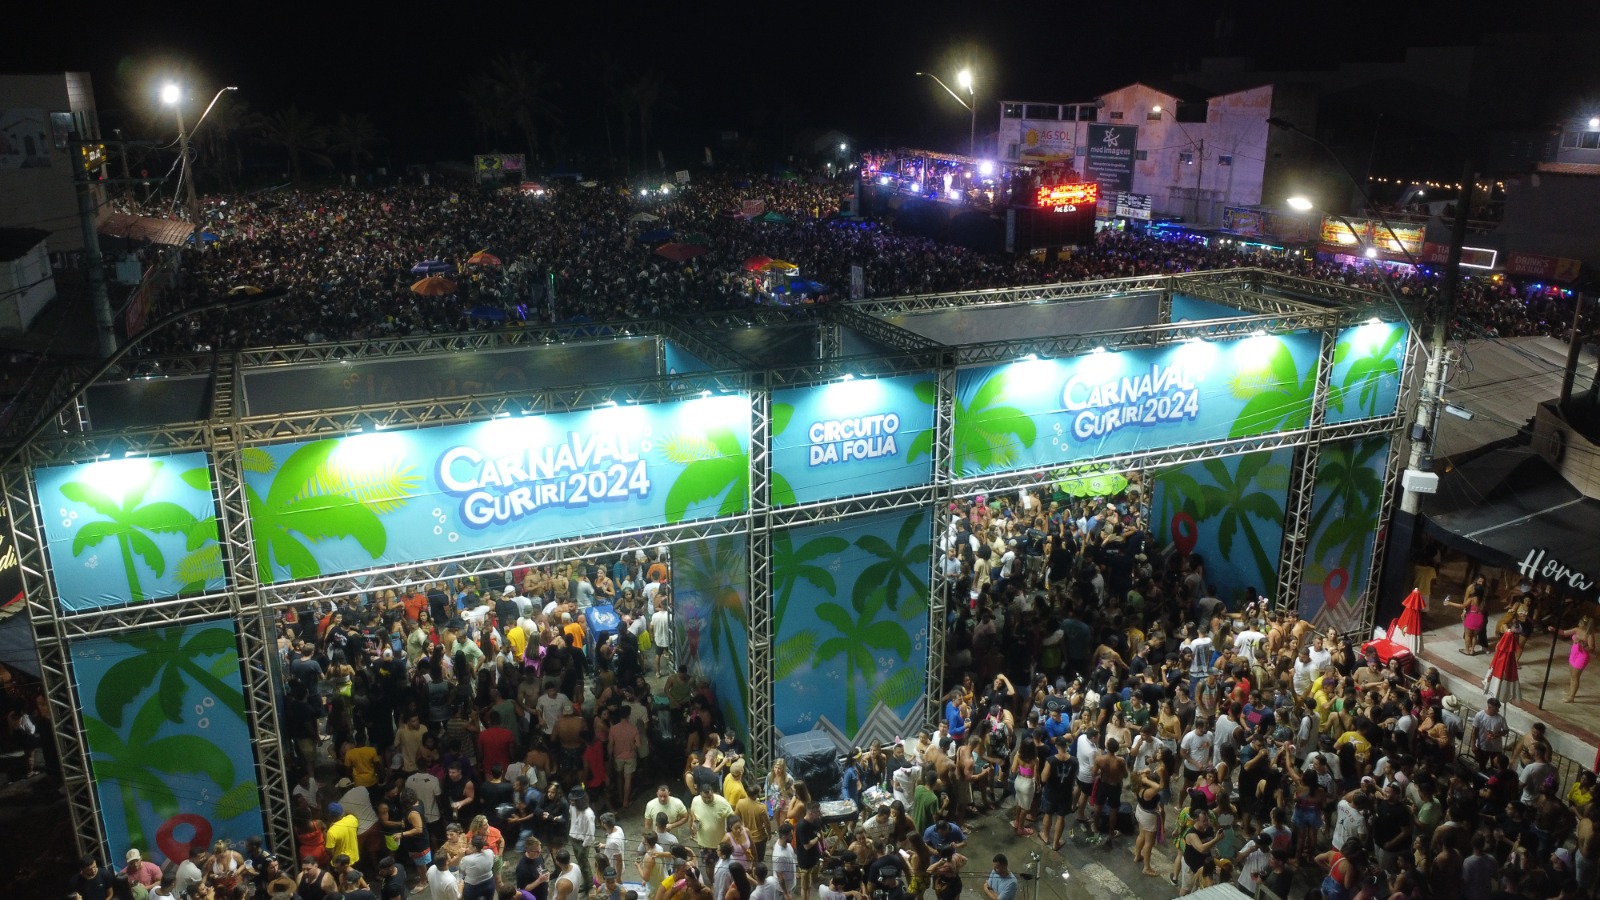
[54,479,1600,900]
[128,173,1567,355]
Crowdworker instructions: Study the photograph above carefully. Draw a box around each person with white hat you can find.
[122,849,162,888]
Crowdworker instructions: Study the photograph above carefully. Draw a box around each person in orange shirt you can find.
[562,613,587,651]
[403,590,428,622]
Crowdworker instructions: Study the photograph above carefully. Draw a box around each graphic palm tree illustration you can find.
[1197,453,1288,597]
[61,461,201,603]
[771,529,847,680]
[952,370,1037,476]
[663,426,762,522]
[246,440,415,582]
[674,537,750,729]
[84,689,237,853]
[1155,465,1210,540]
[174,466,224,594]
[95,625,245,728]
[902,379,939,463]
[814,587,912,736]
[764,403,802,507]
[851,511,931,614]
[1330,326,1404,418]
[1306,439,1386,567]
[1228,339,1317,438]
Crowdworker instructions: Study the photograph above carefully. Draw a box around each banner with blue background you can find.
[72,619,263,864]
[1326,321,1406,424]
[950,332,1321,476]
[242,394,750,583]
[35,453,225,611]
[771,374,936,506]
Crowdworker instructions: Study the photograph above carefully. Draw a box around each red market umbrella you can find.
[1395,588,1425,655]
[742,255,773,272]
[467,250,503,266]
[1483,629,1520,702]
[655,242,709,262]
[410,275,458,297]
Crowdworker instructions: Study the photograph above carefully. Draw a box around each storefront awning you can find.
[1423,449,1600,599]
[97,212,196,246]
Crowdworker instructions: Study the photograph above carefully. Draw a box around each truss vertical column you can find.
[5,467,105,859]
[209,350,294,853]
[923,356,956,730]
[655,336,668,376]
[1275,330,1337,616]
[1360,331,1422,633]
[816,321,842,360]
[746,376,774,783]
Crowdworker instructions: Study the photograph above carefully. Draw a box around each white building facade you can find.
[0,72,104,254]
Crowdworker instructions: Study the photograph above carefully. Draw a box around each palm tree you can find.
[327,114,382,180]
[674,537,750,734]
[194,92,251,190]
[460,73,509,148]
[61,461,202,603]
[85,698,239,854]
[1330,325,1404,419]
[487,54,560,167]
[662,427,750,523]
[1228,338,1317,438]
[244,440,417,582]
[628,71,663,175]
[951,370,1037,476]
[250,106,330,184]
[95,624,245,727]
[594,52,626,172]
[814,587,912,736]
[1197,453,1288,597]
[851,510,931,614]
[771,528,848,680]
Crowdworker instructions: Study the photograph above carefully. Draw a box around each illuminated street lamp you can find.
[162,83,238,242]
[917,69,977,159]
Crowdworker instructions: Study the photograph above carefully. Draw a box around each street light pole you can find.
[916,71,976,158]
[1153,105,1206,224]
[163,84,237,245]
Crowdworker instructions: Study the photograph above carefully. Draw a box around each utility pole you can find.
[69,134,117,358]
[1194,138,1206,224]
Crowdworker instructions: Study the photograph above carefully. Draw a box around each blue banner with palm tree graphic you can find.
[34,454,225,611]
[772,507,931,751]
[1301,436,1392,632]
[241,394,750,583]
[950,333,1321,477]
[1326,322,1406,424]
[673,535,750,748]
[70,619,262,865]
[1151,449,1293,607]
[771,374,936,506]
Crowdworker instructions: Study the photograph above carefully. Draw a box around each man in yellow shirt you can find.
[508,620,530,663]
[344,741,382,788]
[325,802,361,866]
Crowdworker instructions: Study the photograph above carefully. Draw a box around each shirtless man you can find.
[554,709,587,785]
[1089,738,1127,843]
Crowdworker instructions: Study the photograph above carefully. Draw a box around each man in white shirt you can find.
[771,823,798,897]
[601,812,627,879]
[1187,634,1214,678]
[459,834,497,900]
[650,606,673,676]
[1234,627,1266,665]
[535,684,574,737]
[173,847,205,898]
[1292,647,1320,696]
[1307,636,1332,673]
[407,770,443,836]
[426,859,460,900]
[1179,719,1215,788]
[750,862,783,900]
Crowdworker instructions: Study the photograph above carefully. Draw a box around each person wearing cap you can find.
[123,849,162,888]
[326,801,362,867]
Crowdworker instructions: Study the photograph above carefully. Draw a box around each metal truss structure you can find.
[1275,330,1338,617]
[6,269,1411,861]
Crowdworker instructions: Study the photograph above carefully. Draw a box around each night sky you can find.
[5,4,1546,169]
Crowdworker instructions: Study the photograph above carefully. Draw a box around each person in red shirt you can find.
[403,591,428,622]
[477,710,516,774]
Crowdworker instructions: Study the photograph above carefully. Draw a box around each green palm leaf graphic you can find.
[905,380,938,464]
[240,448,277,473]
[249,439,409,582]
[775,631,817,681]
[58,460,209,603]
[772,530,849,633]
[812,587,914,736]
[663,427,749,523]
[953,370,1038,476]
[1228,341,1316,438]
[850,511,930,613]
[96,626,244,728]
[870,667,924,712]
[300,457,421,514]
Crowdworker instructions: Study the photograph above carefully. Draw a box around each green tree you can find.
[245,440,416,582]
[460,73,510,148]
[61,461,202,603]
[487,54,561,166]
[771,528,848,680]
[84,686,239,852]
[952,370,1037,476]
[250,106,330,184]
[1197,453,1287,597]
[813,587,911,735]
[628,71,663,174]
[851,511,930,613]
[1330,326,1404,418]
[327,114,382,179]
[94,625,244,728]
[662,427,752,522]
[1228,339,1317,438]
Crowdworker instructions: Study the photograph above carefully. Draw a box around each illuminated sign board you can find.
[1036,182,1099,211]
[1319,217,1424,255]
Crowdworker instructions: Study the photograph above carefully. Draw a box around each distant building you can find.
[0,228,56,330]
[0,72,105,255]
[995,82,1299,227]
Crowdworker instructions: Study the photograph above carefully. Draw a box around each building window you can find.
[1584,132,1600,150]
[1079,106,1098,121]
[1025,104,1059,120]
[1136,150,1148,161]
[1563,132,1581,148]
[1008,143,1020,160]
[1109,111,1123,120]
[1217,155,1233,166]
[1147,109,1163,121]
[50,112,73,149]
[1002,103,1024,119]
[1179,151,1195,165]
